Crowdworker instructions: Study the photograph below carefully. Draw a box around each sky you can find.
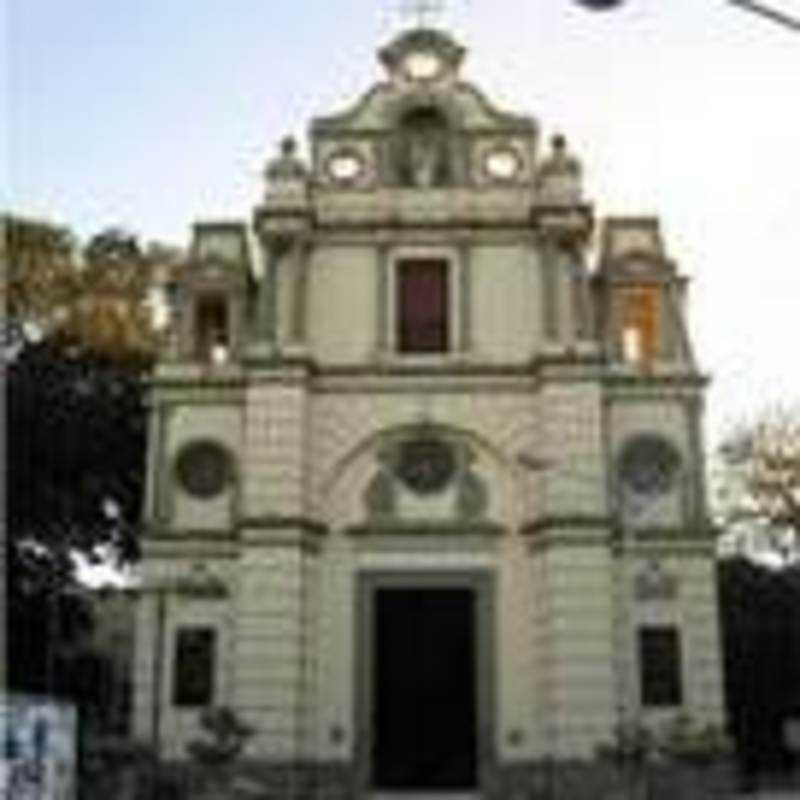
[6,0,800,452]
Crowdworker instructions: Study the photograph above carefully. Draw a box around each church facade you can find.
[133,26,724,798]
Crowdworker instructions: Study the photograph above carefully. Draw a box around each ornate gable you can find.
[310,28,538,192]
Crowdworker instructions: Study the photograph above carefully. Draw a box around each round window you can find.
[618,435,681,497]
[325,149,365,184]
[396,437,456,495]
[175,441,232,499]
[484,147,522,182]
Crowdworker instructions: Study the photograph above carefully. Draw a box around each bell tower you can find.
[593,217,694,370]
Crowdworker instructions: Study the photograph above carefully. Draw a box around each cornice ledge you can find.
[634,526,718,544]
[526,533,608,554]
[238,515,328,537]
[245,361,317,382]
[143,524,236,542]
[602,371,710,389]
[345,520,505,537]
[627,540,717,557]
[145,368,248,389]
[529,351,608,375]
[317,361,534,379]
[141,541,239,559]
[520,515,610,536]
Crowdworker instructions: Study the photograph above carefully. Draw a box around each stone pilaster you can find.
[458,239,472,352]
[290,239,311,346]
[248,237,283,360]
[233,523,325,764]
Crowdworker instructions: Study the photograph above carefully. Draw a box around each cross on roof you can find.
[398,0,445,28]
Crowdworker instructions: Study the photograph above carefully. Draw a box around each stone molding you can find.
[238,515,328,536]
[141,541,239,560]
[520,514,611,536]
[144,524,235,541]
[344,520,504,537]
[237,517,328,554]
[349,533,500,553]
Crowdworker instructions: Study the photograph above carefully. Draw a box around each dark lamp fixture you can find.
[574,0,626,9]
[573,1,800,32]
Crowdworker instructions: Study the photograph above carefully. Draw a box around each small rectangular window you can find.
[195,295,229,361]
[639,626,683,707]
[173,627,216,707]
[621,284,660,366]
[397,259,449,353]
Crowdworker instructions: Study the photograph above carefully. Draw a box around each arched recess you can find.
[318,422,525,533]
[383,93,467,186]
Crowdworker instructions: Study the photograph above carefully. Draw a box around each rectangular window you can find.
[173,627,216,707]
[195,295,229,361]
[397,259,449,353]
[621,284,660,366]
[639,626,683,707]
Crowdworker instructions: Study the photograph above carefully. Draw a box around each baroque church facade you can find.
[133,26,724,798]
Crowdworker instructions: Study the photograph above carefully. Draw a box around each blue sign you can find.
[0,695,77,800]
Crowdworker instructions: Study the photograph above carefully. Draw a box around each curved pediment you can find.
[309,29,539,192]
[312,79,536,135]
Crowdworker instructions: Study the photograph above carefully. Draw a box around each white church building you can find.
[133,24,725,798]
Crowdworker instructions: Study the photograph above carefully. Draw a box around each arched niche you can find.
[393,106,452,188]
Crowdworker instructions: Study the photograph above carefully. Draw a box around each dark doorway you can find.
[373,588,477,790]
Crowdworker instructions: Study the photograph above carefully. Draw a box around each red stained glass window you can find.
[397,259,449,353]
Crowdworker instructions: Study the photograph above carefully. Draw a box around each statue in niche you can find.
[396,107,451,187]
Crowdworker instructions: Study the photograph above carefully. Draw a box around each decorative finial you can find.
[280,135,297,156]
[398,0,445,29]
[265,134,307,184]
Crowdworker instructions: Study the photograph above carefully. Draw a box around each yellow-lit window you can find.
[621,284,660,366]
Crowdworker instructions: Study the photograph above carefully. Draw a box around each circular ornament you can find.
[175,440,232,499]
[618,435,681,498]
[326,150,364,183]
[484,147,522,182]
[402,51,442,81]
[396,437,456,494]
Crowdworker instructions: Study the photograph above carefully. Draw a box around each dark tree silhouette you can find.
[5,219,158,698]
[718,557,800,778]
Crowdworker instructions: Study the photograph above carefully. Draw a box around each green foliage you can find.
[79,737,188,800]
[186,707,256,769]
[596,713,732,768]
[5,217,164,701]
[596,719,657,765]
[718,557,800,771]
[657,712,733,765]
